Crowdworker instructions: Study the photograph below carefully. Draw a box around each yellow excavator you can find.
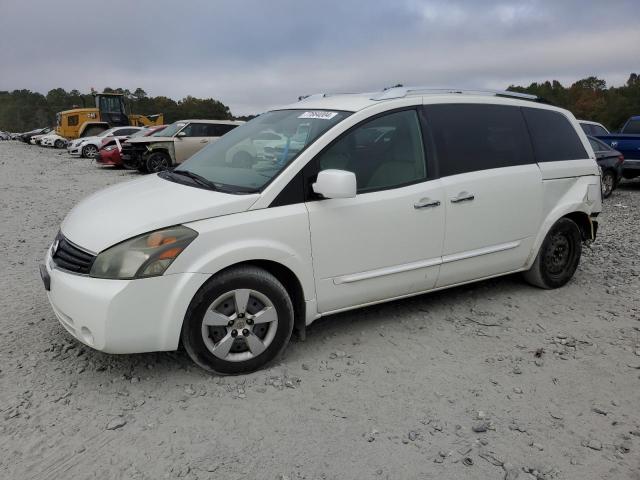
[55,92,164,139]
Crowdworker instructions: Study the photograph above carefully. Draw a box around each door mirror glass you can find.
[312,169,357,199]
[177,131,187,138]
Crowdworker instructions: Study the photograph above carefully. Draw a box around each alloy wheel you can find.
[201,289,278,362]
[84,145,98,158]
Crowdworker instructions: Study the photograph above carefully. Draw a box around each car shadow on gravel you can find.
[295,273,529,353]
[57,273,529,378]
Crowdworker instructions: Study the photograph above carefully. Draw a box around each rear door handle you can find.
[450,192,475,203]
[414,198,441,209]
[200,139,209,143]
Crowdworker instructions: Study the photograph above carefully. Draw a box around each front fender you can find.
[169,203,316,306]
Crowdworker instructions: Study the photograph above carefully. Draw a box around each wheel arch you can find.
[178,258,311,347]
[526,205,595,269]
[226,260,307,340]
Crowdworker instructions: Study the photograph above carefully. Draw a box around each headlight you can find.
[103,145,117,151]
[90,226,198,279]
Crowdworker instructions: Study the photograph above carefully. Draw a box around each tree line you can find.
[508,73,640,130]
[1,74,639,133]
[0,87,236,132]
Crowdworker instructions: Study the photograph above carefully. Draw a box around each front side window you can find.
[154,122,186,137]
[424,103,534,177]
[523,108,588,162]
[317,109,427,193]
[180,123,209,137]
[173,109,350,192]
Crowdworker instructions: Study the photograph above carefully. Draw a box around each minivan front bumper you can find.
[41,251,208,354]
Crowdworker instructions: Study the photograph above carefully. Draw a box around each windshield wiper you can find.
[168,170,219,191]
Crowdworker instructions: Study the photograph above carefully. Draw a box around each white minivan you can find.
[41,87,602,374]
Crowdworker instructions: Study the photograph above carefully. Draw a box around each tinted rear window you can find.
[523,108,587,162]
[423,104,534,177]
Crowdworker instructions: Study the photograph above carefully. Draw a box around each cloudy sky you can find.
[1,0,639,115]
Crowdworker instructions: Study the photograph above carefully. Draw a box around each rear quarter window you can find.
[523,108,587,162]
[423,103,534,177]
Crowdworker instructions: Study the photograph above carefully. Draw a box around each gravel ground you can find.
[1,141,639,480]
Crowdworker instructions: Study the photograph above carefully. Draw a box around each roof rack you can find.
[370,87,541,102]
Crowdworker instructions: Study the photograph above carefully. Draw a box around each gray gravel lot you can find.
[1,141,639,480]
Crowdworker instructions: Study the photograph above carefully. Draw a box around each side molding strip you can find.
[333,240,522,285]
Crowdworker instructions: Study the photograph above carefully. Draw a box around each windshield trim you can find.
[173,109,352,194]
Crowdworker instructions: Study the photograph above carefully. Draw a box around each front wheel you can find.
[523,218,582,289]
[601,170,615,199]
[146,151,172,173]
[54,139,65,149]
[82,144,98,159]
[181,266,294,374]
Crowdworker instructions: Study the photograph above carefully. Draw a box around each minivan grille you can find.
[51,234,96,275]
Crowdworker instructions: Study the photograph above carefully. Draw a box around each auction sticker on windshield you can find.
[298,111,338,120]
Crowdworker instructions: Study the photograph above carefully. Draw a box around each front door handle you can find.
[200,139,209,143]
[450,192,475,203]
[414,198,441,209]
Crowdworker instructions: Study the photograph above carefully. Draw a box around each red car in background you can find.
[96,125,167,167]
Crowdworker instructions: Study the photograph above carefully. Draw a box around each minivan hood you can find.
[61,174,259,253]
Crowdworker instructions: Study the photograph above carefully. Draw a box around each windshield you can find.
[173,109,350,192]
[154,122,186,137]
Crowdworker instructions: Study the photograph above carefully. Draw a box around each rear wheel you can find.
[601,170,615,198]
[146,151,172,173]
[181,266,294,374]
[523,218,582,289]
[54,139,65,149]
[81,144,98,159]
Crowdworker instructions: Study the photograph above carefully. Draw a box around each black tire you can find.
[601,170,615,199]
[181,266,294,375]
[523,218,582,289]
[146,151,172,173]
[54,139,65,149]
[81,144,98,159]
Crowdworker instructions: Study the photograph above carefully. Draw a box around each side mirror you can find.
[312,169,357,199]
[177,131,186,138]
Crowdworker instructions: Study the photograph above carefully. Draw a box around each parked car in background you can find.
[121,119,243,173]
[41,87,601,374]
[40,132,69,149]
[596,115,640,179]
[96,125,167,167]
[579,120,609,136]
[30,130,56,145]
[20,127,51,143]
[587,136,623,198]
[67,126,145,158]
